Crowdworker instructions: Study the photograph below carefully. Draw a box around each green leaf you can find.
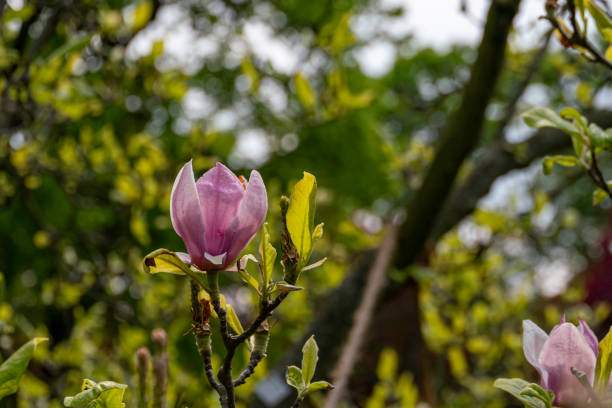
[559,107,587,127]
[586,0,612,37]
[304,381,334,395]
[301,335,319,385]
[521,108,578,136]
[226,304,244,335]
[594,188,609,205]
[286,366,305,392]
[595,327,612,394]
[237,255,261,295]
[542,155,579,175]
[286,172,317,270]
[259,223,276,297]
[0,338,47,400]
[587,123,612,150]
[493,378,548,408]
[63,379,127,408]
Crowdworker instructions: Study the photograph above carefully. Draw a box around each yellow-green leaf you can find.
[0,338,47,400]
[198,290,227,319]
[593,188,608,205]
[286,366,304,392]
[595,327,612,394]
[259,223,276,297]
[64,379,127,408]
[586,0,612,37]
[294,73,316,109]
[226,304,244,335]
[287,172,317,270]
[237,254,261,295]
[142,249,191,275]
[301,335,319,385]
[542,155,579,175]
[312,222,324,241]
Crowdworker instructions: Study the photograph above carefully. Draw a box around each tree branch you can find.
[394,0,522,269]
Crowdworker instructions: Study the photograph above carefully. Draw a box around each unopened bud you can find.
[135,347,150,408]
[151,328,167,352]
[280,195,290,218]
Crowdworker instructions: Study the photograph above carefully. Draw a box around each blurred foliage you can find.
[1,0,612,407]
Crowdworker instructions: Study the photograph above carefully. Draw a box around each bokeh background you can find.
[2,0,612,407]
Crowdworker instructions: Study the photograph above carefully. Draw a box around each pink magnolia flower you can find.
[523,317,598,407]
[170,161,267,271]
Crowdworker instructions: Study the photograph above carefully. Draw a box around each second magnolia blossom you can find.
[523,317,598,407]
[170,161,268,271]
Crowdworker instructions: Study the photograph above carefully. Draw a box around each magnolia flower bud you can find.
[170,161,268,271]
[523,317,598,407]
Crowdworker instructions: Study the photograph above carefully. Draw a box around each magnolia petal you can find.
[205,252,227,266]
[578,317,599,356]
[224,170,268,264]
[170,161,206,266]
[176,252,193,265]
[196,162,245,256]
[539,323,596,407]
[523,320,549,372]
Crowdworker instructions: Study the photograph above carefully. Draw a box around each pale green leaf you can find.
[275,282,304,293]
[301,335,319,385]
[287,172,317,270]
[595,327,612,394]
[301,257,327,272]
[0,338,47,400]
[493,378,548,408]
[521,108,578,136]
[286,366,305,392]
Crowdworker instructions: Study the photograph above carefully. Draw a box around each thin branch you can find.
[323,224,399,408]
[233,352,264,387]
[546,0,612,71]
[231,293,287,345]
[588,146,612,198]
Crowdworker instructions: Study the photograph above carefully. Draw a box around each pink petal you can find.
[222,170,268,266]
[170,161,206,267]
[539,323,596,407]
[176,252,193,265]
[523,320,549,384]
[196,162,245,256]
[578,317,599,356]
